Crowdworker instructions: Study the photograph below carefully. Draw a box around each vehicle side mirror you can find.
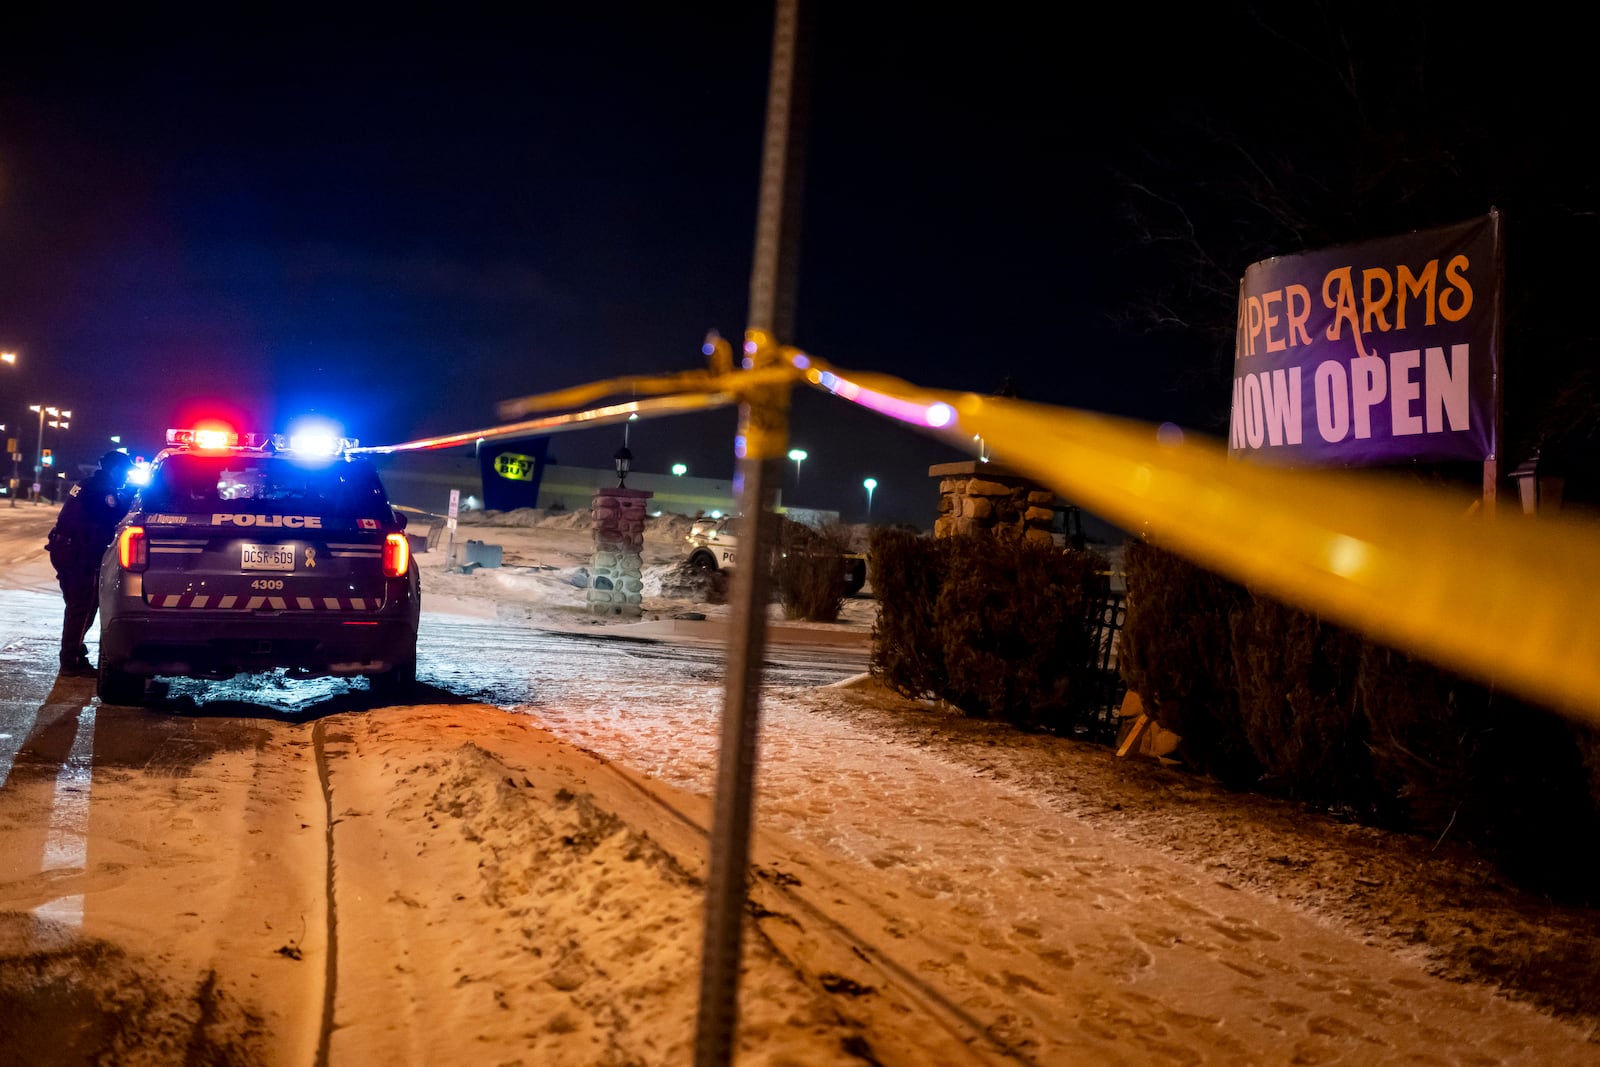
[392,510,408,530]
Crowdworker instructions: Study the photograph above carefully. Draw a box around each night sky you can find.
[2,8,1590,526]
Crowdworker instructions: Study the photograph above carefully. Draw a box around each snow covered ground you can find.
[1,501,1598,1064]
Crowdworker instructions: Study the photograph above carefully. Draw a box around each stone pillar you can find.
[928,461,1058,546]
[589,487,653,616]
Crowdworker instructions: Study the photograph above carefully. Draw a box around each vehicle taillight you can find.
[118,526,148,571]
[382,532,410,577]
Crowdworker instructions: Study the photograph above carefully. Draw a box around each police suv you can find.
[684,515,739,572]
[685,514,868,596]
[96,428,420,705]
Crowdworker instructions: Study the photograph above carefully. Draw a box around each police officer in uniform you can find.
[46,449,135,676]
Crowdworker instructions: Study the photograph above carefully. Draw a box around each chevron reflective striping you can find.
[145,592,382,610]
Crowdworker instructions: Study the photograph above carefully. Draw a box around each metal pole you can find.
[1483,207,1505,514]
[33,407,45,503]
[744,0,807,343]
[694,386,785,1066]
[695,0,807,1061]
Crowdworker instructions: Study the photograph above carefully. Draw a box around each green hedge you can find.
[868,527,950,700]
[868,529,1600,892]
[868,529,1112,734]
[771,518,851,622]
[1231,595,1390,816]
[1359,644,1600,893]
[1119,540,1259,786]
[1120,540,1600,898]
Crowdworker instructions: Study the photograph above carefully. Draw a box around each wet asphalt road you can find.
[0,589,869,786]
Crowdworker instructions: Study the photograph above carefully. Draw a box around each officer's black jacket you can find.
[46,470,131,576]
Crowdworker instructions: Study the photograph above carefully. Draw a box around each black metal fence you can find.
[1078,584,1127,741]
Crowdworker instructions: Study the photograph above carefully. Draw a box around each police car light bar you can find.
[165,428,358,454]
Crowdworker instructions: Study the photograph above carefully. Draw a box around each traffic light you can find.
[41,449,52,467]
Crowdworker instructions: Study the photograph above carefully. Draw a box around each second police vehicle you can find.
[685,514,868,597]
[96,427,421,705]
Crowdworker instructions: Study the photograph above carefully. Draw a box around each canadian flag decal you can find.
[359,519,379,529]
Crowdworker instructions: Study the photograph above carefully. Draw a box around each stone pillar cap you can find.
[928,460,1032,479]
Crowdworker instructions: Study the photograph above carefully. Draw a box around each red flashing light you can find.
[194,428,236,449]
[167,427,242,450]
[382,532,410,577]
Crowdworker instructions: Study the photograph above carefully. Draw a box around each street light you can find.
[863,477,877,518]
[787,448,807,485]
[29,404,70,502]
[672,463,687,477]
[1,352,12,504]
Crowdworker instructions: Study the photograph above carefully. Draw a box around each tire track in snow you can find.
[580,751,1040,1064]
[313,718,338,1067]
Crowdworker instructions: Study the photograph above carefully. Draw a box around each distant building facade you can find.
[370,449,736,519]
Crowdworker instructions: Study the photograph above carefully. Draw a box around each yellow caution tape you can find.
[495,329,800,421]
[798,357,1600,727]
[732,329,792,461]
[368,341,1600,725]
[494,367,799,422]
[350,392,738,454]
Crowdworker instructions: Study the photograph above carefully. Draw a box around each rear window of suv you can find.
[138,454,393,519]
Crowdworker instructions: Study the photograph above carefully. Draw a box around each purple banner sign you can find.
[1230,214,1501,467]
